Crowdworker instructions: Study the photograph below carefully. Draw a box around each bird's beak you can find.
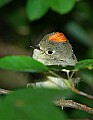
[30,44,40,50]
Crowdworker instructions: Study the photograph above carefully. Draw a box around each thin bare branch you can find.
[70,85,93,100]
[55,99,93,114]
[49,70,93,100]
[0,88,11,95]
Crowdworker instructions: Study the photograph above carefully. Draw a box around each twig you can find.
[49,70,93,100]
[70,86,93,100]
[68,70,93,100]
[68,70,76,81]
[0,88,10,95]
[54,99,93,114]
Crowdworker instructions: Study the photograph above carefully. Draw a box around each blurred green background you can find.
[0,0,93,119]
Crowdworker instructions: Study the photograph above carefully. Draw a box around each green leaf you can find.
[0,55,49,72]
[75,59,93,70]
[0,88,69,120]
[0,0,12,8]
[48,0,75,14]
[26,0,48,21]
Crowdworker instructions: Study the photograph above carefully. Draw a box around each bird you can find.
[32,32,78,88]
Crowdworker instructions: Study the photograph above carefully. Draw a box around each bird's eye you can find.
[47,50,55,55]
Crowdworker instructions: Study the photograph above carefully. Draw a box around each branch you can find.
[70,86,93,100]
[0,88,11,95]
[54,99,93,114]
[49,70,93,100]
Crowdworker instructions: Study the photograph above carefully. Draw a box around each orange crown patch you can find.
[48,32,67,43]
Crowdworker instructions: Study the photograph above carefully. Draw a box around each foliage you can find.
[47,0,75,15]
[0,55,93,119]
[0,55,49,72]
[26,0,49,21]
[0,88,68,120]
[0,0,76,21]
[75,59,93,70]
[0,55,93,72]
[0,0,93,119]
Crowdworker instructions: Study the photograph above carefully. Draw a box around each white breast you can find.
[35,76,67,89]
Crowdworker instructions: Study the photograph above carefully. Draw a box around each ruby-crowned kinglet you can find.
[32,32,77,88]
